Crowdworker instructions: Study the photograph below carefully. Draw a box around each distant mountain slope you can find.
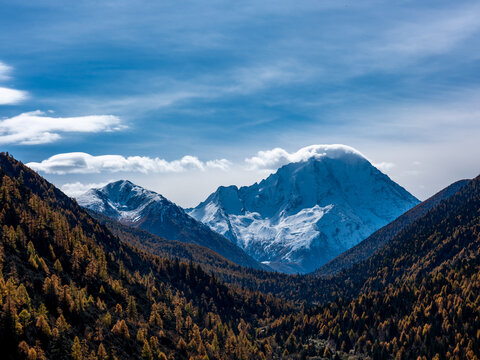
[77,180,265,270]
[314,179,471,277]
[188,145,419,273]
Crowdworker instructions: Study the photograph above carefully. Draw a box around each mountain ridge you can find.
[77,180,266,270]
[2,152,480,359]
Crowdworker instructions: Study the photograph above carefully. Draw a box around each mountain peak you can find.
[99,179,161,198]
[189,153,419,273]
[108,179,135,188]
[77,180,165,221]
[77,180,265,270]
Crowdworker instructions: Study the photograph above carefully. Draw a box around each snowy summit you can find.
[188,145,419,273]
[77,180,264,270]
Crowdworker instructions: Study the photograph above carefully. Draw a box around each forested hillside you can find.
[0,153,301,359]
[90,210,297,291]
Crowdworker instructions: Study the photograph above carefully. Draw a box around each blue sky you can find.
[1,0,479,206]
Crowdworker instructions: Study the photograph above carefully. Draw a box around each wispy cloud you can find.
[337,87,480,142]
[377,3,480,61]
[54,3,480,118]
[64,61,314,116]
[0,110,124,145]
[228,61,314,94]
[0,61,11,81]
[349,3,480,77]
[27,152,231,175]
[290,2,480,80]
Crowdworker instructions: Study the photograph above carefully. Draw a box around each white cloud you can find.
[0,61,28,105]
[373,162,395,173]
[60,181,111,198]
[0,61,12,81]
[244,144,366,170]
[27,144,398,184]
[205,159,232,171]
[0,110,124,145]
[0,87,28,105]
[27,152,232,175]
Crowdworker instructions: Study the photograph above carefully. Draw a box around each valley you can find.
[1,152,479,359]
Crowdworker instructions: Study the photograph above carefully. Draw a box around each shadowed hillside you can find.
[314,179,470,277]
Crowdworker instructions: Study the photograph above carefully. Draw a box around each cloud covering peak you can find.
[244,144,366,170]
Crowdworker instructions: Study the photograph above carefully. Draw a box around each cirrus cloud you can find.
[27,152,232,175]
[0,110,124,145]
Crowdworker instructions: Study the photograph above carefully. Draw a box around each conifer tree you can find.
[72,336,83,360]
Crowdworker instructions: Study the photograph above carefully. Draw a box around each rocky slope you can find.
[77,180,265,270]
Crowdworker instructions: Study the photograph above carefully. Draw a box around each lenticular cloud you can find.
[0,110,124,145]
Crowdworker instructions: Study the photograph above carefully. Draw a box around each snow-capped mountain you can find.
[188,146,420,273]
[76,180,264,270]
